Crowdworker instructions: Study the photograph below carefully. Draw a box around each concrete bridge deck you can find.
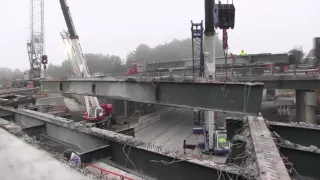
[0,127,89,180]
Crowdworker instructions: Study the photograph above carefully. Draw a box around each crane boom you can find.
[59,0,77,38]
[27,0,44,79]
[59,0,103,118]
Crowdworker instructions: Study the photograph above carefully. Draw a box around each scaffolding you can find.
[191,21,205,77]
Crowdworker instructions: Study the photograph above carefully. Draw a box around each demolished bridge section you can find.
[0,106,247,180]
[42,76,263,114]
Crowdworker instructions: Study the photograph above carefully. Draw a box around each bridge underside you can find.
[42,76,263,114]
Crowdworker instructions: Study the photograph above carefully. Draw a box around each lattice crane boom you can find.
[27,0,44,79]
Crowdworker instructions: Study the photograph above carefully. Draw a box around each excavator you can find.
[59,0,113,128]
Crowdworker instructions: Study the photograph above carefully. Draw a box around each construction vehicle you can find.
[59,0,112,127]
[192,109,230,155]
[125,63,144,75]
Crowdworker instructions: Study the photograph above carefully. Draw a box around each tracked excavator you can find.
[59,0,113,128]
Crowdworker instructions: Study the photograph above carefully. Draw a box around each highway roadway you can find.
[136,108,227,163]
[136,108,196,153]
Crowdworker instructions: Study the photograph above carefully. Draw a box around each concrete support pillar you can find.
[296,90,316,124]
[124,101,128,117]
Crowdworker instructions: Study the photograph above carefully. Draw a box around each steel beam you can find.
[79,145,112,163]
[42,77,263,114]
[269,121,320,147]
[108,142,245,180]
[220,75,320,89]
[279,146,320,180]
[23,124,45,136]
[226,117,243,140]
[248,116,291,180]
[0,88,39,95]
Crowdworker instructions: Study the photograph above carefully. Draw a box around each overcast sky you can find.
[1,0,319,71]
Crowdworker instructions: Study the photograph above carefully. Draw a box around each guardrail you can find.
[133,67,320,78]
[215,67,320,76]
[85,163,134,180]
[61,66,320,79]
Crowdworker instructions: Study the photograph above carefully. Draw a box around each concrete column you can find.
[124,101,128,117]
[296,90,316,124]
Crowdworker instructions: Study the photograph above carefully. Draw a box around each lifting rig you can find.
[59,0,112,125]
[190,0,235,155]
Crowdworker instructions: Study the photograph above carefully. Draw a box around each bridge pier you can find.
[296,90,316,124]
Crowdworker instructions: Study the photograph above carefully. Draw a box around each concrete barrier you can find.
[134,107,174,132]
[36,96,65,106]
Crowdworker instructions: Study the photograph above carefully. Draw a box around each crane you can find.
[59,0,112,122]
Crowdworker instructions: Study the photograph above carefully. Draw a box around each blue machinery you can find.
[191,21,205,77]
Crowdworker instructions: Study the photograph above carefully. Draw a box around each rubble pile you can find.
[277,137,320,154]
[232,119,259,179]
[90,74,262,86]
[0,119,111,180]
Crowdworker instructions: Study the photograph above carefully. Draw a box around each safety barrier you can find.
[85,164,134,180]
[134,107,174,133]
[215,67,320,77]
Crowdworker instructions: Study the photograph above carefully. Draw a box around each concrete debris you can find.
[0,119,24,137]
[68,75,263,86]
[64,97,84,112]
[231,118,259,179]
[0,118,113,180]
[309,145,318,152]
[267,120,320,130]
[0,106,242,176]
[283,139,320,153]
[273,131,320,153]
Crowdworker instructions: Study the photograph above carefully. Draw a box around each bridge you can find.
[42,76,264,114]
[141,54,320,124]
[0,64,317,179]
[146,53,289,72]
[1,99,319,179]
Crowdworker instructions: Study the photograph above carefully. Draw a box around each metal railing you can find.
[85,164,134,180]
[214,67,320,77]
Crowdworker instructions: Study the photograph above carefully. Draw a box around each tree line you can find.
[46,37,224,78]
[2,37,304,83]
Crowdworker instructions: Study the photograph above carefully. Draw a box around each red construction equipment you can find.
[82,104,113,121]
[59,0,113,123]
[85,164,134,180]
[125,63,143,75]
[125,63,138,75]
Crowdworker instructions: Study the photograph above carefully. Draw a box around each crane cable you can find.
[222,28,228,82]
[221,28,229,113]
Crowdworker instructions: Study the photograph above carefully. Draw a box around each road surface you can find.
[136,108,227,163]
